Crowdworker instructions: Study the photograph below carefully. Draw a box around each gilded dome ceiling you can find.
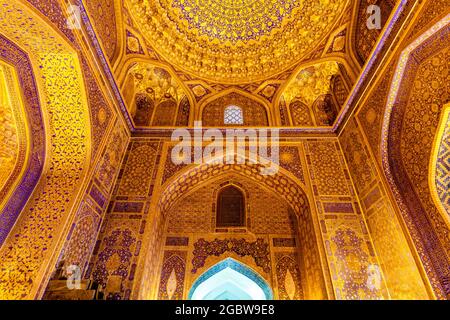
[126,0,348,84]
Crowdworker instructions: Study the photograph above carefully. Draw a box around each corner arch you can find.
[116,58,196,128]
[117,57,196,110]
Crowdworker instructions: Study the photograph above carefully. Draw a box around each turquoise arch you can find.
[188,258,273,300]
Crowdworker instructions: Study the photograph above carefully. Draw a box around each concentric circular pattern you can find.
[173,0,300,43]
[127,0,347,83]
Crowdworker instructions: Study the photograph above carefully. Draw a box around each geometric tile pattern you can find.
[158,251,187,300]
[435,113,450,217]
[191,238,271,274]
[275,253,304,300]
[306,141,350,196]
[339,119,429,299]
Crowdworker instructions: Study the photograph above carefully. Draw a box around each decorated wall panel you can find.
[304,139,387,299]
[62,201,102,274]
[58,121,129,278]
[158,251,187,300]
[353,0,396,64]
[80,54,115,160]
[0,1,93,299]
[274,252,304,300]
[88,139,163,299]
[340,119,429,299]
[148,146,329,300]
[85,0,120,62]
[357,61,395,160]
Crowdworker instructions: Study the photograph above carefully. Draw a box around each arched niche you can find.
[134,151,330,300]
[188,258,273,300]
[201,92,269,126]
[275,59,353,127]
[118,59,195,128]
[216,185,246,228]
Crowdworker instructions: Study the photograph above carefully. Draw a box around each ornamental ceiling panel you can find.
[125,0,349,84]
[282,61,340,106]
[279,61,349,126]
[130,62,188,104]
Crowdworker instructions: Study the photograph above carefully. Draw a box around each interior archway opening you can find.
[189,258,272,300]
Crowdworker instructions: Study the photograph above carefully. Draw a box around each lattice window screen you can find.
[224,105,244,124]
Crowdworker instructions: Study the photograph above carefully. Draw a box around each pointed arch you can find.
[0,0,93,299]
[216,184,246,228]
[158,150,310,216]
[0,49,45,245]
[429,103,450,228]
[199,88,272,126]
[188,258,273,300]
[136,149,330,299]
[380,16,450,298]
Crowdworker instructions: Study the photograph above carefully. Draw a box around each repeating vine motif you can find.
[191,238,271,274]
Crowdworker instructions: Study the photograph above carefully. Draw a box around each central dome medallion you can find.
[172,0,301,43]
[127,0,347,83]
